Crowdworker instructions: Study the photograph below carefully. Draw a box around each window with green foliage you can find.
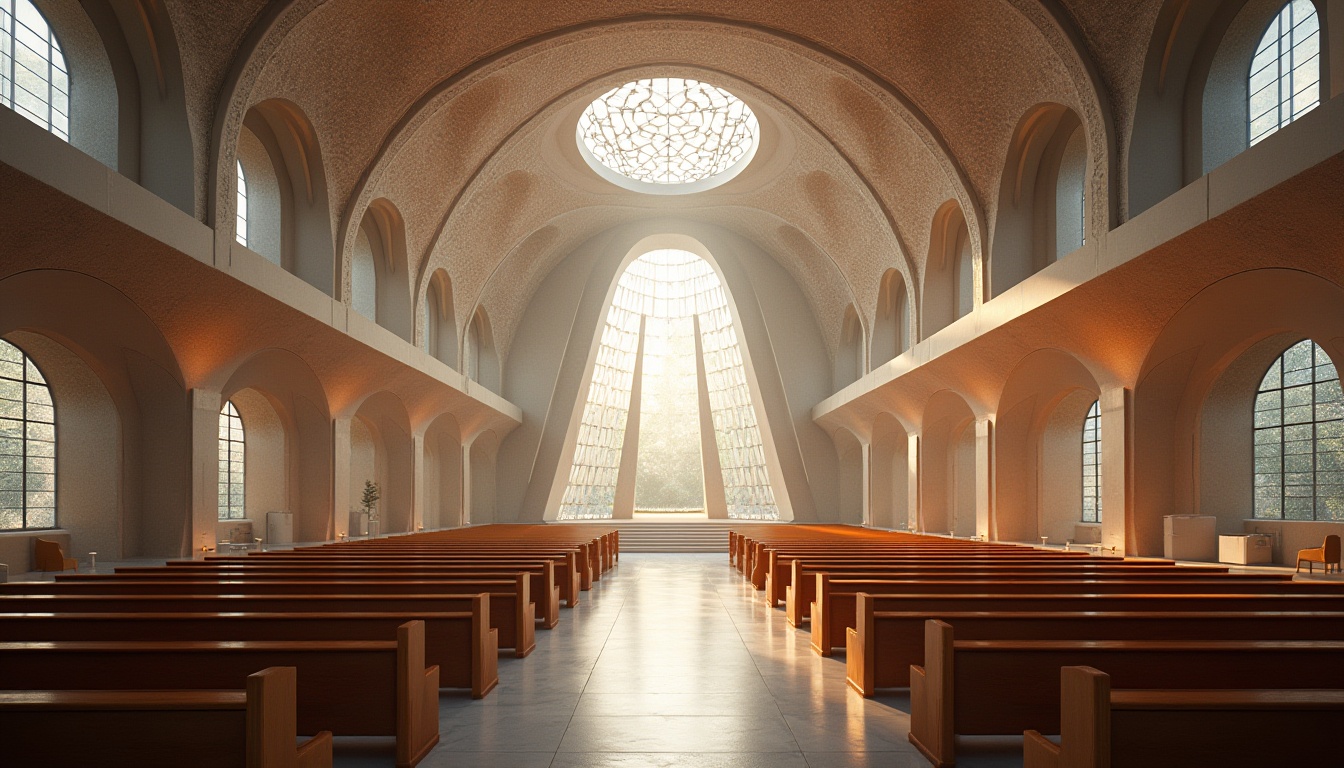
[0,339,56,530]
[218,401,245,520]
[1253,340,1344,520]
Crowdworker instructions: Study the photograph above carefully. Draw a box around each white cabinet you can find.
[266,511,293,547]
[1218,534,1274,565]
[1163,515,1217,562]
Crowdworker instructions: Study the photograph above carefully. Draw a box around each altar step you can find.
[609,521,740,553]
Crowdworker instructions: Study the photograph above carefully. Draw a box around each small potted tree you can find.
[361,479,381,538]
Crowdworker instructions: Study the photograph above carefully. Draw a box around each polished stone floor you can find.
[363,552,1019,768]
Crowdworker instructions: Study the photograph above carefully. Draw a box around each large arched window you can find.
[557,249,780,520]
[235,161,248,247]
[0,339,55,530]
[1082,400,1102,523]
[1249,1,1321,146]
[1254,340,1344,520]
[218,400,245,520]
[1,0,69,141]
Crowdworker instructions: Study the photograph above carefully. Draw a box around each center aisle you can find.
[422,553,933,768]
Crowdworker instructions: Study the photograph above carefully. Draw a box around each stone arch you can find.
[831,426,864,525]
[466,307,500,395]
[994,348,1104,545]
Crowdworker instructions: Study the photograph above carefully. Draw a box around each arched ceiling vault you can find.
[187,0,1120,362]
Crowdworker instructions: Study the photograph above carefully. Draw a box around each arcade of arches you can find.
[2,0,1344,572]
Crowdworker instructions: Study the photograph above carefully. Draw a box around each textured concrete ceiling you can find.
[156,0,1177,362]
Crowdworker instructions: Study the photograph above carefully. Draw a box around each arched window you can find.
[235,161,248,247]
[218,400,245,520]
[1249,1,1321,146]
[1082,400,1102,523]
[1254,340,1344,520]
[1,0,69,141]
[0,339,55,530]
[558,249,780,520]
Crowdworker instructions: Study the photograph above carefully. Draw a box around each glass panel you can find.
[1253,339,1343,520]
[2,1,69,141]
[1081,400,1102,523]
[1249,1,1321,145]
[218,401,246,520]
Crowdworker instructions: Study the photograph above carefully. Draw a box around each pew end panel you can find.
[844,593,877,696]
[248,666,335,768]
[908,619,956,768]
[396,620,441,768]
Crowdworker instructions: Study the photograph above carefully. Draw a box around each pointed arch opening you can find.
[924,201,974,338]
[423,270,456,368]
[873,269,910,368]
[551,246,786,521]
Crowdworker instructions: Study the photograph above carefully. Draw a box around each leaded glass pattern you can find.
[218,401,246,520]
[558,249,779,520]
[1082,400,1101,523]
[235,161,248,247]
[0,339,55,530]
[578,78,758,186]
[1253,340,1344,521]
[1249,1,1320,146]
[1,0,69,141]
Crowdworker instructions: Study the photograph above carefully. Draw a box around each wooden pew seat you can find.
[0,667,332,768]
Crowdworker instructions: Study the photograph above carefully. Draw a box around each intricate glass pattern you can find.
[235,161,248,247]
[558,250,778,520]
[218,401,245,520]
[1253,340,1344,521]
[0,339,55,530]
[1249,1,1320,146]
[1082,400,1101,523]
[1,0,68,141]
[578,78,758,186]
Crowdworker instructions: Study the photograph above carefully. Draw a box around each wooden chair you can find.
[1297,534,1342,574]
[33,539,76,573]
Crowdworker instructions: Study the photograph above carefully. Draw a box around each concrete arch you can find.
[347,390,414,536]
[994,348,1104,545]
[872,268,911,368]
[919,389,978,537]
[1133,268,1344,556]
[923,200,975,339]
[0,270,187,559]
[872,411,911,530]
[420,268,457,368]
[422,410,464,530]
[351,197,413,341]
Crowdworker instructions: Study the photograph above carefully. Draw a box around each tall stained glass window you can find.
[218,401,245,520]
[1249,1,1320,146]
[1,0,69,141]
[1082,400,1101,523]
[0,339,55,530]
[558,249,779,520]
[1254,340,1344,520]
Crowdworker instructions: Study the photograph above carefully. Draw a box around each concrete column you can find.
[861,442,874,526]
[411,432,426,532]
[332,417,352,538]
[907,434,921,532]
[975,418,994,541]
[189,389,222,555]
[612,317,646,519]
[1099,386,1132,555]
[694,314,728,519]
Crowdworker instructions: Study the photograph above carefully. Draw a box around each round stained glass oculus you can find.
[577,78,760,192]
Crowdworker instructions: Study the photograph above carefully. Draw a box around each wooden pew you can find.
[0,666,332,768]
[2,575,537,657]
[908,619,1344,768]
[782,561,1228,624]
[845,595,1344,693]
[179,556,573,616]
[312,539,603,589]
[0,620,439,768]
[80,562,562,631]
[810,574,1342,655]
[1024,666,1344,768]
[0,601,498,698]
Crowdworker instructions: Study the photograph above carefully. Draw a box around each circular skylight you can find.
[577,78,759,194]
